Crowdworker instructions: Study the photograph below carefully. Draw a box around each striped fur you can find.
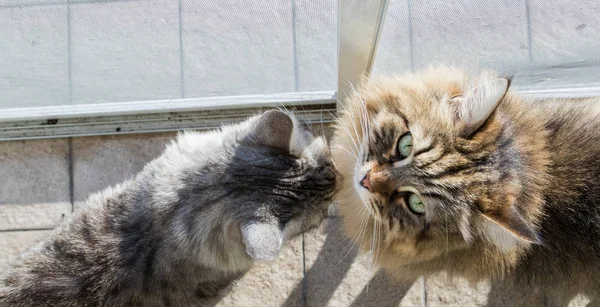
[332,66,600,304]
[0,110,338,306]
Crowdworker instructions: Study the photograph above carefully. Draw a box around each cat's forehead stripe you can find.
[398,112,409,128]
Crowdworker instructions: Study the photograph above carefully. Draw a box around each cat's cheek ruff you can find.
[478,217,522,253]
[459,210,475,244]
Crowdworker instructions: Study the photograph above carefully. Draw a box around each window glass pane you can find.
[0,0,337,110]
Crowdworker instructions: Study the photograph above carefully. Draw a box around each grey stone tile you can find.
[0,0,59,7]
[0,5,68,109]
[0,203,68,232]
[410,0,529,71]
[0,0,142,6]
[302,218,422,307]
[182,0,295,98]
[425,275,489,307]
[0,139,70,231]
[0,230,52,273]
[294,0,337,92]
[217,235,303,306]
[70,0,181,104]
[72,132,174,207]
[427,272,591,306]
[484,278,590,307]
[529,0,600,65]
[372,0,412,75]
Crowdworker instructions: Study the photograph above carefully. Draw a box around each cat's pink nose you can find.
[360,172,372,192]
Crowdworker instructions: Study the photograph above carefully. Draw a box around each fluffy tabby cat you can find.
[0,110,338,306]
[332,66,600,305]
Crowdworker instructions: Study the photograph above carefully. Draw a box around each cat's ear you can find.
[455,77,509,138]
[240,222,284,261]
[480,203,540,251]
[252,110,294,151]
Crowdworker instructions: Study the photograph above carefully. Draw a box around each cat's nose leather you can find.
[363,167,395,195]
[360,172,372,192]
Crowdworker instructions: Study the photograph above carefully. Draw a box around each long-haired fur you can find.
[332,66,600,304]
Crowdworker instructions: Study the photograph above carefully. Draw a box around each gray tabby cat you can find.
[0,110,338,307]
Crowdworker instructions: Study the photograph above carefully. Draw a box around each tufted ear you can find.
[252,110,294,151]
[240,221,284,261]
[455,78,509,138]
[480,203,540,252]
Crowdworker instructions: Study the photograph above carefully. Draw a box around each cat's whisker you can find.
[326,109,340,120]
[328,205,370,271]
[371,213,382,270]
[369,214,377,272]
[356,95,370,142]
[336,98,365,147]
[319,108,327,140]
[332,145,358,160]
[334,120,360,155]
[354,200,372,246]
[277,103,315,135]
[346,81,371,134]
[360,139,370,164]
[276,103,290,114]
[351,96,367,139]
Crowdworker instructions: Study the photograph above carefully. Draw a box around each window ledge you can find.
[0,91,337,141]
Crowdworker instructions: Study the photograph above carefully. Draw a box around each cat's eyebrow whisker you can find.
[335,120,361,155]
[346,81,371,140]
[354,97,370,154]
[351,94,367,139]
[357,96,370,140]
[337,98,365,146]
[360,139,370,164]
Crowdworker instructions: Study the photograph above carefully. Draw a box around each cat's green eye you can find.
[397,133,413,158]
[407,193,425,215]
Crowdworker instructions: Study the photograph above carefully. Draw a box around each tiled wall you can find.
[0,0,338,109]
[3,0,600,110]
[0,132,591,306]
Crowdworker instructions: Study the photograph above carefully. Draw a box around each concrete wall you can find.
[0,133,590,306]
[2,0,600,109]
